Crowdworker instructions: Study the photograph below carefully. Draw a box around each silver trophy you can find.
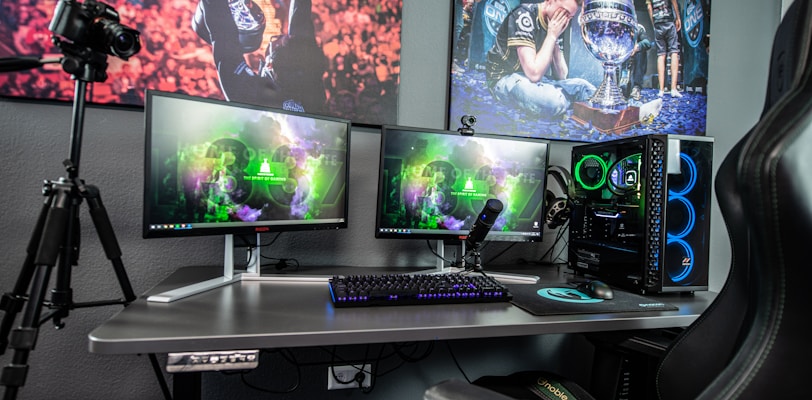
[579,0,637,111]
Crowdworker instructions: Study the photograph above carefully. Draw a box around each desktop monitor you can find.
[143,90,351,239]
[142,90,351,301]
[375,125,549,245]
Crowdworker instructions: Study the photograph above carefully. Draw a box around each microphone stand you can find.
[465,243,484,273]
[0,41,139,400]
[460,244,541,283]
[459,200,540,283]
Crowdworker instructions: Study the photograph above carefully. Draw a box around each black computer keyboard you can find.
[328,273,513,307]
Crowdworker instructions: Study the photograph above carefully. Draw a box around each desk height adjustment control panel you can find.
[166,350,260,373]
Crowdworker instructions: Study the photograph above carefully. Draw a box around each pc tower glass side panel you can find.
[568,134,713,293]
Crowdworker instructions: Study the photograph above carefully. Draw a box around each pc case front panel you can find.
[658,136,713,292]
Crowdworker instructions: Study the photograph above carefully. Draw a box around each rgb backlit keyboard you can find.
[328,273,512,307]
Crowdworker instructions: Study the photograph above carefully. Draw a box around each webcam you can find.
[458,115,476,136]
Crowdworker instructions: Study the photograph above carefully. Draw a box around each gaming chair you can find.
[656,2,812,398]
[425,2,812,399]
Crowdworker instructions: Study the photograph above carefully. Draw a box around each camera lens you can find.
[92,19,141,59]
[111,30,139,57]
[105,24,141,58]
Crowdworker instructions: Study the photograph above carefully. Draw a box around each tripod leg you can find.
[0,196,52,355]
[80,184,136,303]
[48,189,81,329]
[1,264,54,400]
[1,188,71,400]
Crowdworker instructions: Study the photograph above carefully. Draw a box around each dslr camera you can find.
[49,0,141,60]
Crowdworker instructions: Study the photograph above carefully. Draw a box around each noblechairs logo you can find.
[531,377,573,400]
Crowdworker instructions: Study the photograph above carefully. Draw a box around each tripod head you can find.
[52,37,110,83]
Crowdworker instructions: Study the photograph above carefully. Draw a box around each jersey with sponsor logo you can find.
[647,0,676,24]
[485,4,548,88]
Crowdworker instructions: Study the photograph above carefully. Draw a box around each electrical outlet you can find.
[327,364,372,390]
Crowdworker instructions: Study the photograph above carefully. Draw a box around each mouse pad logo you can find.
[537,288,604,304]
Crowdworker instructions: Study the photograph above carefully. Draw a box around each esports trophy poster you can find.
[449,0,711,142]
[0,0,403,126]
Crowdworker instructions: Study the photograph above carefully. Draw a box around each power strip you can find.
[166,350,259,372]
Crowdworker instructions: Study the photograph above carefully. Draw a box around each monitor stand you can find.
[147,234,330,303]
[430,240,540,284]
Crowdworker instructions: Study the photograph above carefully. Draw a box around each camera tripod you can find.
[0,43,137,400]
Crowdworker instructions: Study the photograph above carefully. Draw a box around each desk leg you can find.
[173,372,202,400]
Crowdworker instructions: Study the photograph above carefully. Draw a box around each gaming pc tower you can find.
[568,134,713,293]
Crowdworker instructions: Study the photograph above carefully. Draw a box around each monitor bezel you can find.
[374,124,549,243]
[142,89,352,239]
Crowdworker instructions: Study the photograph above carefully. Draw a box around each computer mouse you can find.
[577,280,614,300]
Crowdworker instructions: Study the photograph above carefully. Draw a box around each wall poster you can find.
[0,0,403,126]
[449,0,710,142]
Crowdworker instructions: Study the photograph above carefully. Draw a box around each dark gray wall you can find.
[0,0,781,398]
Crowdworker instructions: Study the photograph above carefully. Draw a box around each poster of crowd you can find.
[0,0,403,126]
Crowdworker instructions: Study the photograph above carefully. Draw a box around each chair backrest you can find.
[656,2,812,399]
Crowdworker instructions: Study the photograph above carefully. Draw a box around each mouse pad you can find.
[507,284,678,316]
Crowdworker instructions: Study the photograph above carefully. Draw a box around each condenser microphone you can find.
[465,198,503,249]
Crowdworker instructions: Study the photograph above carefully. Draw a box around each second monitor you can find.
[375,125,550,251]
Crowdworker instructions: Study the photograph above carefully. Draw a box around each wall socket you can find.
[327,364,372,390]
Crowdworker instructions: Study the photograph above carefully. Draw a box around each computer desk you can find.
[88,265,716,399]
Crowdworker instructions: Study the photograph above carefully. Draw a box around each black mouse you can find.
[577,280,614,300]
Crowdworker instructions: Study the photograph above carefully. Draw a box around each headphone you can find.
[545,165,575,229]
